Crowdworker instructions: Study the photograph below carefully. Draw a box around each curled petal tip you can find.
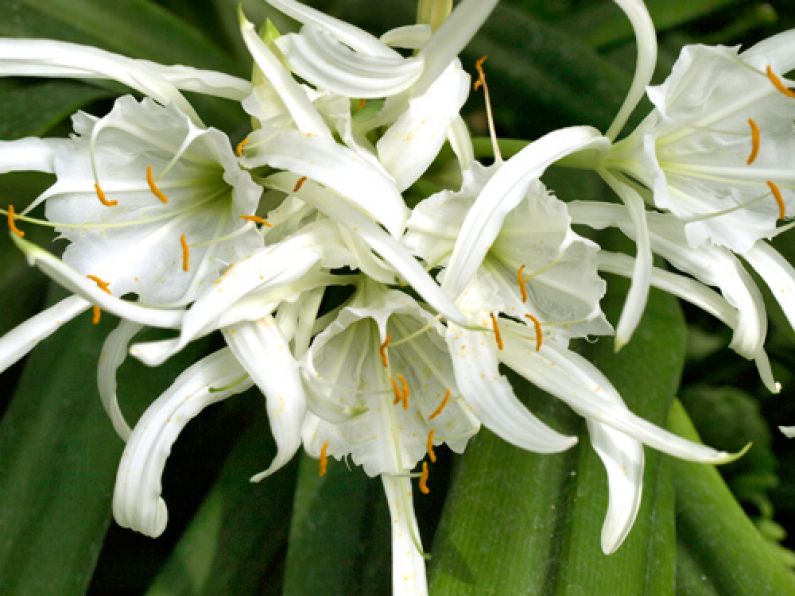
[613,338,626,353]
[719,442,752,465]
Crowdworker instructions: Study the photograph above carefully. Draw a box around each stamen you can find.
[427,429,437,463]
[490,312,504,351]
[92,305,102,325]
[293,176,308,193]
[87,274,111,326]
[145,166,169,204]
[418,461,430,495]
[429,388,451,420]
[766,65,795,98]
[473,55,502,163]
[473,55,488,92]
[397,373,410,410]
[235,137,250,157]
[516,264,528,302]
[180,234,190,272]
[391,376,402,404]
[746,118,760,165]
[767,180,787,219]
[524,313,544,351]
[319,442,329,476]
[94,183,118,207]
[239,214,273,227]
[6,205,24,237]
[357,98,366,110]
[379,335,391,368]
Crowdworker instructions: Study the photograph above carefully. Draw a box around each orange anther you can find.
[391,376,402,404]
[427,429,437,463]
[92,305,102,325]
[474,55,488,92]
[490,312,504,351]
[94,183,118,207]
[429,388,451,420]
[6,205,24,238]
[293,176,308,193]
[239,214,273,227]
[180,234,190,272]
[357,98,366,110]
[146,166,169,204]
[524,313,543,351]
[766,65,795,98]
[379,335,391,368]
[235,137,250,157]
[397,373,410,410]
[767,180,787,220]
[319,442,329,476]
[418,461,430,495]
[746,119,760,165]
[517,264,528,302]
[87,274,111,294]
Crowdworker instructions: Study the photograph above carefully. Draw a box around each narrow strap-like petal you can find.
[112,348,252,537]
[0,294,89,374]
[0,137,70,175]
[744,241,795,333]
[98,320,143,441]
[382,475,429,596]
[222,317,306,482]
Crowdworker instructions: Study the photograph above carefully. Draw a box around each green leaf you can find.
[146,415,299,595]
[429,283,685,594]
[282,454,391,595]
[669,399,795,594]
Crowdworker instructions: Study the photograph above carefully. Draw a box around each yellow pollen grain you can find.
[391,376,402,404]
[94,183,118,207]
[490,312,504,351]
[293,176,308,193]
[397,373,410,410]
[240,214,273,227]
[418,461,430,495]
[180,234,190,272]
[146,166,169,204]
[525,313,543,351]
[766,65,795,98]
[6,204,24,238]
[379,335,391,368]
[767,180,787,220]
[319,442,329,476]
[473,54,488,92]
[429,388,451,420]
[235,137,250,157]
[427,429,437,463]
[517,264,528,302]
[746,118,761,165]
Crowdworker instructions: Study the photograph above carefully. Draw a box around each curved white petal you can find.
[447,116,474,172]
[222,317,306,482]
[744,241,795,333]
[600,170,652,350]
[382,475,428,596]
[377,60,469,191]
[141,61,251,101]
[0,294,89,374]
[12,235,184,329]
[0,137,69,175]
[266,173,465,324]
[754,349,782,394]
[443,127,609,297]
[98,319,143,441]
[239,10,331,138]
[381,24,432,50]
[112,348,252,537]
[0,39,201,124]
[606,0,657,140]
[741,29,795,73]
[500,335,737,463]
[445,321,578,453]
[779,425,795,438]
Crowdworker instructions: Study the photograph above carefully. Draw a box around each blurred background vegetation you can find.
[0,0,794,594]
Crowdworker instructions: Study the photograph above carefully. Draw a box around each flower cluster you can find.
[0,0,792,594]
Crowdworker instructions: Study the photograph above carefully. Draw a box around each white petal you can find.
[266,173,466,324]
[12,235,184,329]
[446,116,474,173]
[445,321,578,453]
[600,170,652,350]
[606,0,657,140]
[743,241,795,333]
[238,10,331,138]
[377,60,470,191]
[753,349,782,394]
[0,137,68,175]
[779,425,795,438]
[112,348,252,537]
[382,475,428,596]
[222,317,306,482]
[0,295,89,374]
[98,320,143,441]
[740,29,795,74]
[140,61,251,101]
[443,127,609,298]
[380,25,432,50]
